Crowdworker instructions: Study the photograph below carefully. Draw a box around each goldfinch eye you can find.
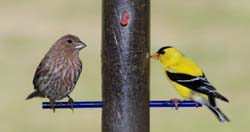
[157,50,165,55]
[66,39,72,44]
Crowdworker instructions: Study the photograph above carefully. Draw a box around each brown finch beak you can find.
[150,53,160,59]
[75,42,87,49]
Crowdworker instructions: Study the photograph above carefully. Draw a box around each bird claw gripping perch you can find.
[170,98,182,110]
[67,95,74,111]
[49,99,56,112]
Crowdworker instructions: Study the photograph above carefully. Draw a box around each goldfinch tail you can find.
[208,106,230,122]
[214,92,229,103]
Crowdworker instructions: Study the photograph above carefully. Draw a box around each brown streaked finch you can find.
[26,34,86,112]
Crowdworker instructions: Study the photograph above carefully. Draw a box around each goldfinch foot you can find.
[195,103,200,108]
[170,98,182,110]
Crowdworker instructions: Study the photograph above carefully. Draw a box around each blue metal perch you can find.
[42,100,202,109]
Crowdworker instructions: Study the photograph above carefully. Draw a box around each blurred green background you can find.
[0,0,249,131]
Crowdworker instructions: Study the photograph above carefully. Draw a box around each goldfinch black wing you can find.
[166,71,229,102]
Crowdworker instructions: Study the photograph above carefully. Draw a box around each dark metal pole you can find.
[102,0,150,132]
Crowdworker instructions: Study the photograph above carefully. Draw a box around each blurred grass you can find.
[0,0,249,132]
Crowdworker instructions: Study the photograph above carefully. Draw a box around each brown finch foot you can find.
[170,98,182,110]
[49,99,56,112]
[67,95,74,111]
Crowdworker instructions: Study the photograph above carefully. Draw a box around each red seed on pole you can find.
[120,11,129,26]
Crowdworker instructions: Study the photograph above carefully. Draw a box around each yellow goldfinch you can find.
[151,46,230,122]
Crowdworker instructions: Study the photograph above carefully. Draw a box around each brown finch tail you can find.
[26,90,43,100]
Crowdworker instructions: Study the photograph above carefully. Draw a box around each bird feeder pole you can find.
[102,0,150,132]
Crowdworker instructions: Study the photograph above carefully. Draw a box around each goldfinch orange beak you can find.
[150,53,160,59]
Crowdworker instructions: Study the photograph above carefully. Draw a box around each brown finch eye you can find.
[66,39,72,44]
